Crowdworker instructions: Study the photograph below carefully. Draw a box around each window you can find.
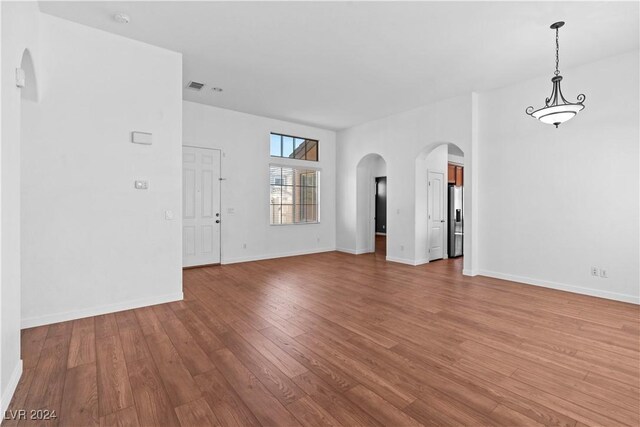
[270,166,319,225]
[270,133,318,161]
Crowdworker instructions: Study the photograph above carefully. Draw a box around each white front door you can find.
[182,146,221,267]
[428,171,445,261]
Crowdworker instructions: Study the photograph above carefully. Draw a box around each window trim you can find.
[269,164,321,226]
[270,132,319,162]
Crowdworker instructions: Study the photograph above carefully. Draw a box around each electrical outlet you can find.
[134,180,149,190]
[600,269,608,278]
[242,243,247,249]
[591,267,599,277]
[400,245,404,251]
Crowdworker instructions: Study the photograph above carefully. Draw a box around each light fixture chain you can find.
[555,27,560,76]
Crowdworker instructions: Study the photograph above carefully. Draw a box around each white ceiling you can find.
[39,1,639,130]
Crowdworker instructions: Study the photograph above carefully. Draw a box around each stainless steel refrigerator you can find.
[448,186,463,257]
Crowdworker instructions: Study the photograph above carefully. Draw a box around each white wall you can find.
[20,14,183,327]
[478,50,639,303]
[183,101,336,263]
[0,1,39,414]
[336,94,477,269]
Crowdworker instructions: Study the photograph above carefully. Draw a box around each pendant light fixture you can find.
[526,21,586,128]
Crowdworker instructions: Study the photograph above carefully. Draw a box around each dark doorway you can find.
[375,177,387,234]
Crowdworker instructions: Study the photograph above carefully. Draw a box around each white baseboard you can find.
[222,247,335,265]
[336,247,357,255]
[21,292,184,329]
[393,257,432,266]
[0,360,23,418]
[335,250,430,266]
[478,270,639,304]
[337,250,428,266]
[336,247,374,255]
[386,256,424,266]
[462,269,478,276]
[356,248,374,255]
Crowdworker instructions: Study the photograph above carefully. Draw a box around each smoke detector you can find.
[113,13,130,24]
[186,81,205,91]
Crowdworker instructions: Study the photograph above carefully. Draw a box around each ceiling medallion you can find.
[526,21,586,128]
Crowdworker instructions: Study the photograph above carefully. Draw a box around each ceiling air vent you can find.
[186,81,205,91]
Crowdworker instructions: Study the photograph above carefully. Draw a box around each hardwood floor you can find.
[375,235,386,258]
[4,252,639,426]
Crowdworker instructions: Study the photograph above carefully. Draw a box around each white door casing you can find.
[428,171,445,261]
[183,146,221,267]
[370,178,376,253]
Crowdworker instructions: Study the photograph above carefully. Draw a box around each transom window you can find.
[270,133,318,161]
[270,166,319,225]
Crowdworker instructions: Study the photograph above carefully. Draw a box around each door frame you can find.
[182,145,223,267]
[368,177,376,253]
[427,169,446,261]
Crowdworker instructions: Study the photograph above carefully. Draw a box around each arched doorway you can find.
[356,153,387,257]
[415,142,465,269]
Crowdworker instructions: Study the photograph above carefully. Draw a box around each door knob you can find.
[216,213,220,217]
[216,220,220,224]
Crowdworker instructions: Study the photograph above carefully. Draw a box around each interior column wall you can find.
[20,13,183,327]
[356,154,386,254]
[336,94,474,268]
[0,1,39,414]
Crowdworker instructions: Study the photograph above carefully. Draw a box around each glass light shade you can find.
[540,111,575,125]
[526,75,585,128]
[531,104,585,125]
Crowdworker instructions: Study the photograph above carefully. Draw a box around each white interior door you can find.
[183,146,221,267]
[428,171,445,261]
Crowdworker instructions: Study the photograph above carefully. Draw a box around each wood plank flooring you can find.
[3,251,639,426]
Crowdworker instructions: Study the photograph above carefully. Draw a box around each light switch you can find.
[165,210,174,220]
[227,207,235,215]
[134,180,149,190]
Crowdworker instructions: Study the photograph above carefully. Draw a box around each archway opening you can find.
[415,142,465,269]
[356,153,387,257]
